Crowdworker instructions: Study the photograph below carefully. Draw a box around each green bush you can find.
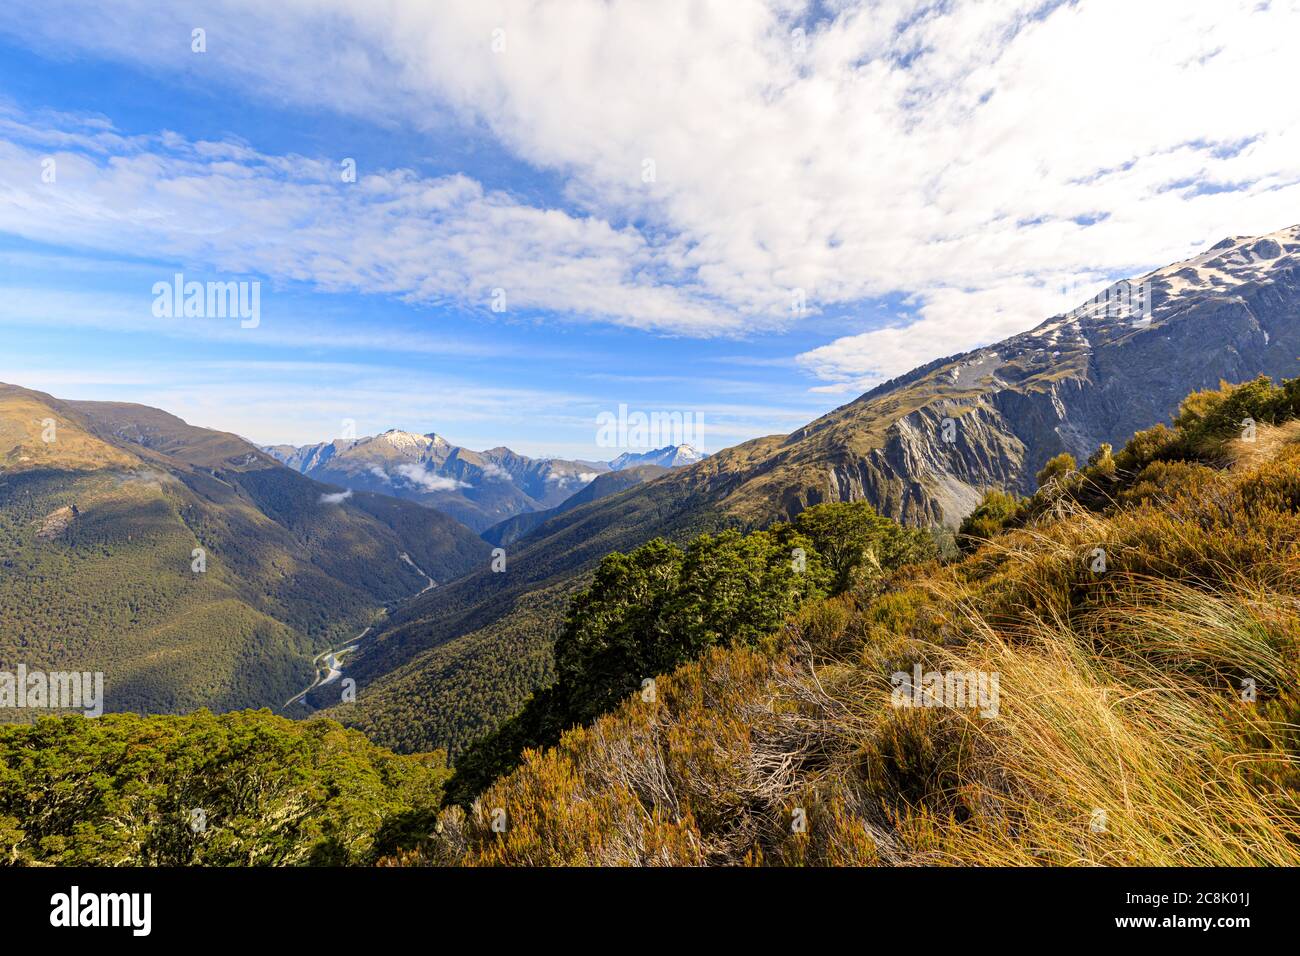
[958,489,1022,549]
[448,502,935,802]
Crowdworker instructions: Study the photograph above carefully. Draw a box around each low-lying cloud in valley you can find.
[394,463,470,492]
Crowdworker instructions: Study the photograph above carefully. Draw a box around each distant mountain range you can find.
[481,464,671,548]
[608,444,708,470]
[264,434,705,532]
[0,384,488,716]
[6,225,1299,759]
[325,224,1300,757]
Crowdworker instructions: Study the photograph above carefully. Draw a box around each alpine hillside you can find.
[322,224,1300,759]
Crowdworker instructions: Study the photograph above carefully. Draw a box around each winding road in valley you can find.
[282,552,435,710]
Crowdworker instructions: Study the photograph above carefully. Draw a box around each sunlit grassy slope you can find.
[398,376,1300,866]
[0,390,138,472]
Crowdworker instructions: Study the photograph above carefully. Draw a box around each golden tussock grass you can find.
[396,436,1300,867]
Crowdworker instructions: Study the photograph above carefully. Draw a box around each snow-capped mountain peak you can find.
[374,429,435,452]
[264,429,612,531]
[608,444,709,471]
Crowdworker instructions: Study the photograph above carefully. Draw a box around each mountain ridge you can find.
[324,223,1300,758]
[0,383,489,717]
[266,430,707,532]
[608,444,708,470]
[264,430,608,532]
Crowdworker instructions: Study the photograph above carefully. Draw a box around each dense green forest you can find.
[323,467,745,754]
[0,385,488,717]
[328,581,567,757]
[0,710,448,865]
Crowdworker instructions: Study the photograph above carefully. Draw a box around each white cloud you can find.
[2,0,1300,385]
[319,489,352,504]
[797,278,1114,388]
[546,470,600,484]
[0,112,732,335]
[394,463,468,491]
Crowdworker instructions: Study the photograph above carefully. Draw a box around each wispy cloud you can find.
[0,110,736,336]
[0,284,585,361]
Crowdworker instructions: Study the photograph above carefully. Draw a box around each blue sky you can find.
[0,23,865,456]
[1,1,1298,458]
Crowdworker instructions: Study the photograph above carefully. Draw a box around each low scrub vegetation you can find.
[446,503,935,802]
[394,375,1300,866]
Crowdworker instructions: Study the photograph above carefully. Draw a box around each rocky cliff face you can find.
[716,224,1300,526]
